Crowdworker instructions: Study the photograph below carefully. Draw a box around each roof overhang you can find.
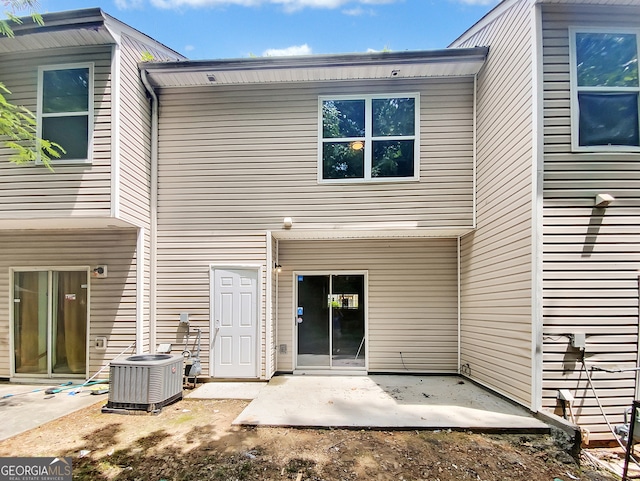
[0,217,136,230]
[141,47,489,88]
[0,8,183,59]
[0,8,115,54]
[271,226,474,241]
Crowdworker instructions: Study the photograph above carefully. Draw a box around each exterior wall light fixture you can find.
[595,193,614,207]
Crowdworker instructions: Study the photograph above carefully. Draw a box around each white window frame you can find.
[318,93,420,183]
[569,27,640,152]
[37,62,94,164]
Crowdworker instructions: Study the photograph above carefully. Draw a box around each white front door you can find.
[211,267,259,378]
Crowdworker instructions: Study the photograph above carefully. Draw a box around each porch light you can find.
[594,193,614,207]
[283,217,293,229]
[274,263,282,273]
[351,140,364,151]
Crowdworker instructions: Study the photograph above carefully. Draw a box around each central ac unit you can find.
[103,354,183,413]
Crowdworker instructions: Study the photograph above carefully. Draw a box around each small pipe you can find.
[86,340,137,385]
[592,366,640,373]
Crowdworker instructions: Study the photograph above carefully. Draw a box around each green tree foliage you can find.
[1,0,42,37]
[1,0,63,168]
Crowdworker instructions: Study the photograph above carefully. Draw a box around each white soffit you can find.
[143,48,489,88]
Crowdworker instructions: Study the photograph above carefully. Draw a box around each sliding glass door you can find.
[13,270,88,377]
[296,273,365,370]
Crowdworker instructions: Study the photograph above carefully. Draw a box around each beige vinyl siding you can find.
[541,3,640,442]
[275,239,458,373]
[456,0,535,407]
[0,46,112,218]
[0,229,138,379]
[117,33,179,228]
[155,78,475,232]
[116,34,152,228]
[155,77,475,378]
[154,231,268,378]
[117,33,175,352]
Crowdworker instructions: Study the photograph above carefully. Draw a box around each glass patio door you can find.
[296,274,365,370]
[13,270,88,377]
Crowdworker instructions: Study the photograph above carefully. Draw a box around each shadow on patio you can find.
[232,375,550,432]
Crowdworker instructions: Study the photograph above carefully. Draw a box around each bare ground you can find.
[0,398,619,481]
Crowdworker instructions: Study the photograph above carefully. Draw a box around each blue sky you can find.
[31,0,498,59]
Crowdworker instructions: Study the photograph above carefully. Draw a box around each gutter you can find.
[140,47,489,74]
[140,68,159,354]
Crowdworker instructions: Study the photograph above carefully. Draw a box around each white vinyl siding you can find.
[275,239,458,373]
[0,47,112,219]
[0,230,139,379]
[455,0,535,408]
[542,3,640,442]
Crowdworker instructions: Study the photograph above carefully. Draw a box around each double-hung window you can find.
[319,94,419,182]
[570,28,640,151]
[37,63,93,163]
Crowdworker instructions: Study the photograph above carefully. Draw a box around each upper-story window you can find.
[570,29,640,151]
[319,94,419,182]
[37,64,93,163]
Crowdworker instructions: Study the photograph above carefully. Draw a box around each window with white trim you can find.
[319,94,419,181]
[37,64,93,163]
[570,29,640,151]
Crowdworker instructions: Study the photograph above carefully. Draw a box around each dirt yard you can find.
[0,397,619,481]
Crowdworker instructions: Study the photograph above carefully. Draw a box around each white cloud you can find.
[184,45,195,51]
[262,43,312,56]
[149,0,398,11]
[114,0,144,9]
[342,7,376,16]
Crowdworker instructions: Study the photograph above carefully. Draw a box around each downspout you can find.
[140,68,158,354]
[459,73,479,372]
[136,227,145,354]
[472,73,478,230]
[457,236,461,373]
[275,239,279,371]
[266,231,273,379]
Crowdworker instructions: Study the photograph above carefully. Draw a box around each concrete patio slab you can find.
[186,381,267,400]
[233,375,549,432]
[0,382,108,442]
